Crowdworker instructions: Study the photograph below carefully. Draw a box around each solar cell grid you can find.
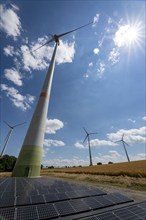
[82,216,98,220]
[44,193,59,203]
[94,196,114,207]
[83,197,103,210]
[97,212,120,220]
[54,201,76,216]
[69,199,91,213]
[16,205,38,220]
[57,192,69,201]
[0,207,15,220]
[16,196,31,206]
[31,195,45,204]
[37,203,59,219]
[0,196,15,208]
[138,202,146,209]
[66,191,79,199]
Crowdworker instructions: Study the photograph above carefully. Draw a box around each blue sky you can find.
[1,0,145,167]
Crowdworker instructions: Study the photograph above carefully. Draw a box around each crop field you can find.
[41,160,146,177]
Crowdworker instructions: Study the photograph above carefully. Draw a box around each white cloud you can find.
[108,47,120,65]
[56,40,75,64]
[89,62,93,67]
[44,139,65,147]
[75,138,117,149]
[45,118,64,134]
[1,84,35,111]
[142,116,146,121]
[4,68,23,86]
[3,45,15,56]
[93,48,100,55]
[90,139,118,147]
[74,141,86,149]
[92,13,100,27]
[20,38,75,72]
[97,62,105,78]
[128,118,136,123]
[0,4,22,39]
[108,17,112,24]
[107,127,146,144]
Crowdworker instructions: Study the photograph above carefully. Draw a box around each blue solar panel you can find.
[16,196,31,206]
[31,195,45,204]
[16,205,38,220]
[69,199,91,213]
[0,207,15,220]
[44,193,59,203]
[36,203,59,219]
[54,201,76,216]
[83,197,104,210]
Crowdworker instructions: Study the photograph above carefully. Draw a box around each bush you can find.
[97,162,102,165]
[0,155,17,172]
[108,161,114,164]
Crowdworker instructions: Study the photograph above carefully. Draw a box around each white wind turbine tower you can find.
[1,121,26,158]
[12,22,92,177]
[83,127,98,166]
[115,134,130,162]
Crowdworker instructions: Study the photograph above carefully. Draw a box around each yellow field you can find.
[41,160,146,178]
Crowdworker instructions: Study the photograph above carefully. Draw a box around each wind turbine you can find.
[0,121,26,157]
[12,21,92,177]
[115,134,130,162]
[83,128,98,166]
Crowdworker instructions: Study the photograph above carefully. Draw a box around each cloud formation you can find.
[45,118,64,134]
[0,4,22,39]
[92,13,100,27]
[4,68,23,86]
[1,84,35,111]
[44,139,65,147]
[107,127,146,144]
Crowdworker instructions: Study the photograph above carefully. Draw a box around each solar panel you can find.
[82,217,98,220]
[83,197,104,210]
[97,212,120,220]
[57,192,69,201]
[36,203,59,219]
[16,205,38,220]
[69,199,91,213]
[66,191,79,199]
[16,196,31,206]
[0,196,15,208]
[94,196,114,207]
[138,201,146,209]
[44,193,59,203]
[0,207,15,220]
[112,192,133,203]
[31,195,45,204]
[54,201,76,216]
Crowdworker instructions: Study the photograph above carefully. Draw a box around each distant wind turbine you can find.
[115,134,130,162]
[12,21,92,177]
[83,128,98,166]
[1,121,26,157]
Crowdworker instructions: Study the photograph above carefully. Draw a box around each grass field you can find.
[41,160,146,177]
[41,160,146,190]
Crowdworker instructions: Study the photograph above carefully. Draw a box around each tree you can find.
[97,162,102,165]
[108,161,113,164]
[0,155,17,172]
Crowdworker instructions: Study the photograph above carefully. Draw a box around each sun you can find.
[114,22,142,48]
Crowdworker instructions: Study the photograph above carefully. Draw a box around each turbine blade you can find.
[83,127,88,135]
[123,141,129,146]
[89,132,98,135]
[58,21,93,38]
[3,120,11,128]
[32,38,54,52]
[114,140,121,143]
[122,134,124,140]
[13,122,26,128]
[83,135,88,143]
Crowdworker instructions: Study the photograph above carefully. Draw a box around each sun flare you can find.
[114,22,142,48]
